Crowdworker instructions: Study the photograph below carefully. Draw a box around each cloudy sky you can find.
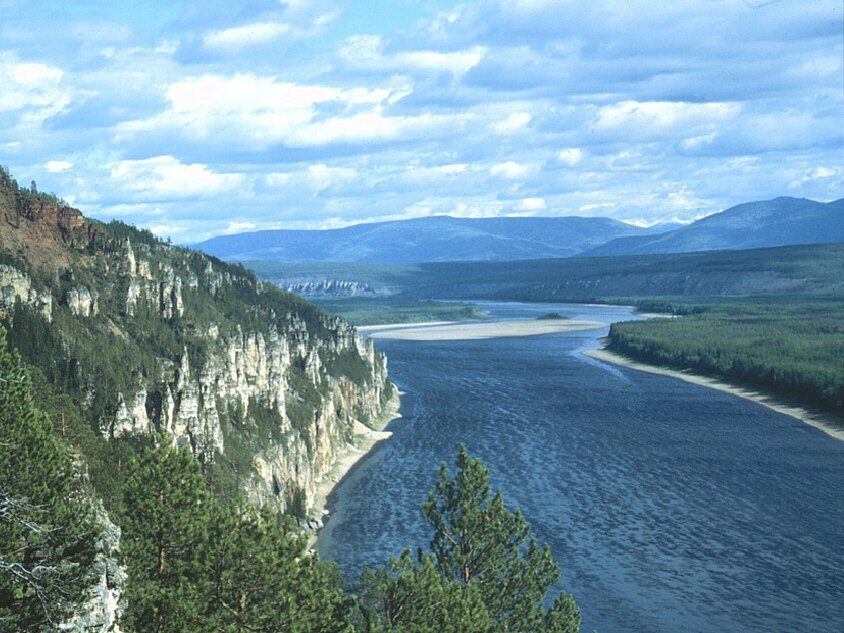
[1,0,842,241]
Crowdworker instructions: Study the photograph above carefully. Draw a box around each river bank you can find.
[308,389,402,547]
[586,346,844,442]
[366,318,606,341]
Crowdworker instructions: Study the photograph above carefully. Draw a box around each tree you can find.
[202,503,353,632]
[356,550,491,633]
[118,439,211,632]
[0,326,99,630]
[421,446,581,633]
[118,440,353,632]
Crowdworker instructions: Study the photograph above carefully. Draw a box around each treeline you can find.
[608,296,844,416]
[0,326,582,632]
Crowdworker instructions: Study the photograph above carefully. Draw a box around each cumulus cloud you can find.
[1,0,840,240]
[109,156,246,200]
[0,55,70,125]
[515,197,546,211]
[114,73,431,150]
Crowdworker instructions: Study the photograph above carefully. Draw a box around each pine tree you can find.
[118,439,212,633]
[0,326,99,630]
[202,503,353,632]
[422,445,581,633]
[356,550,492,632]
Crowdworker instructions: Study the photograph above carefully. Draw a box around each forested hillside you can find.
[0,168,584,631]
[248,242,844,302]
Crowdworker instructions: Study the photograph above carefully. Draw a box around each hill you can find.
[195,215,660,262]
[0,167,392,518]
[247,242,844,302]
[586,197,844,256]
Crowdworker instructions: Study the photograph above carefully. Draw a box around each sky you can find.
[1,0,842,242]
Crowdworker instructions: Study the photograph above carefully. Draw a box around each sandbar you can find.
[586,347,844,443]
[367,318,606,341]
[357,321,453,333]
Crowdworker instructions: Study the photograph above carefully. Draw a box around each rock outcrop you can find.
[0,263,52,321]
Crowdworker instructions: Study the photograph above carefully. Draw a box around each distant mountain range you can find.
[197,196,844,263]
[585,197,844,257]
[196,216,667,263]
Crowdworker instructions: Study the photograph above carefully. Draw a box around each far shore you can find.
[586,347,844,443]
[308,388,402,547]
[366,318,606,341]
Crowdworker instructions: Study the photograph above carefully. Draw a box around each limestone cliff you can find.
[0,172,392,516]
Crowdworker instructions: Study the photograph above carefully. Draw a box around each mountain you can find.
[585,197,844,257]
[195,215,660,262]
[0,166,391,520]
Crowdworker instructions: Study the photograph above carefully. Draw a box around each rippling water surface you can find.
[318,302,844,633]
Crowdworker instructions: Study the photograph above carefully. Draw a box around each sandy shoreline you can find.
[585,347,844,442]
[308,389,402,546]
[367,318,606,341]
[357,321,454,333]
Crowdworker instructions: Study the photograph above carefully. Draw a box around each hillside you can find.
[586,197,844,256]
[195,215,659,262]
[247,242,844,303]
[0,167,392,517]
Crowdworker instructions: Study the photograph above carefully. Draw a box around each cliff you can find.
[0,170,392,517]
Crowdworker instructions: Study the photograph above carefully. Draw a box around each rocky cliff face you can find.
[1,177,392,516]
[280,278,377,297]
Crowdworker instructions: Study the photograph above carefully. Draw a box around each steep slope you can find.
[586,197,844,256]
[0,169,392,516]
[195,215,655,262]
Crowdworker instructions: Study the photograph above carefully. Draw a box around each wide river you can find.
[318,302,844,633]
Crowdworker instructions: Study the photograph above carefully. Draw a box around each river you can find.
[318,302,844,633]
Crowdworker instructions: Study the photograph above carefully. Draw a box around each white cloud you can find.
[109,156,245,199]
[204,22,291,49]
[0,55,70,124]
[340,35,486,75]
[45,160,74,172]
[490,161,533,180]
[223,221,257,234]
[595,101,740,140]
[557,148,583,166]
[493,112,531,135]
[11,63,63,83]
[115,73,416,149]
[515,197,546,211]
[307,164,359,191]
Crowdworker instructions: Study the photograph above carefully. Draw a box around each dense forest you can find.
[608,297,844,419]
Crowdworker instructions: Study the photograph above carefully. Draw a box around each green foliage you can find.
[358,447,581,633]
[608,296,844,416]
[356,551,491,632]
[118,439,212,632]
[117,440,353,632]
[203,505,354,632]
[312,297,488,326]
[0,326,99,631]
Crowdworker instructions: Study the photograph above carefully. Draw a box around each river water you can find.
[318,302,844,633]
